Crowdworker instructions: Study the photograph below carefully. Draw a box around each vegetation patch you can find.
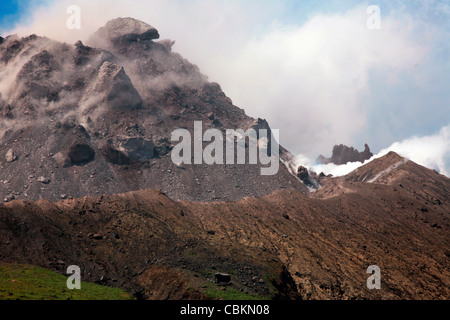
[0,263,133,300]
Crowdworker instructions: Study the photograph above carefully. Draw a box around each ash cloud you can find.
[0,14,206,139]
[2,0,448,177]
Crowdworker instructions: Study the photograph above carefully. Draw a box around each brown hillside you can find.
[0,152,448,300]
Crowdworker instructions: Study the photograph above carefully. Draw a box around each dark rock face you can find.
[153,137,173,157]
[101,144,131,165]
[296,166,317,188]
[68,144,96,165]
[73,40,97,65]
[116,136,155,161]
[297,166,309,182]
[317,144,373,165]
[0,35,25,64]
[215,273,231,284]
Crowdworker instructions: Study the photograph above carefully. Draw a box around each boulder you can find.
[214,273,231,284]
[68,143,95,165]
[92,233,103,240]
[89,17,159,48]
[5,149,17,162]
[153,137,173,157]
[100,17,159,40]
[53,152,72,168]
[100,143,131,165]
[94,61,143,110]
[37,176,51,184]
[116,136,155,161]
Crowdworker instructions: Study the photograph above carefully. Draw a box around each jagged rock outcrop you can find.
[90,17,160,47]
[93,61,143,109]
[115,136,155,161]
[16,49,61,102]
[296,165,317,188]
[1,104,13,118]
[317,144,373,165]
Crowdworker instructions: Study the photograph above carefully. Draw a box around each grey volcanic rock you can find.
[53,152,72,168]
[89,17,159,50]
[317,144,373,165]
[0,18,308,202]
[1,104,13,118]
[37,176,51,184]
[95,17,159,42]
[100,143,131,165]
[159,39,176,52]
[5,148,17,162]
[94,61,143,109]
[17,49,61,102]
[116,136,155,161]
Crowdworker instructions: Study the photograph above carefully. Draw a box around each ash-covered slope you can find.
[0,18,307,202]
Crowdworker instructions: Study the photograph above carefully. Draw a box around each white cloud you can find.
[302,124,450,177]
[377,124,450,176]
[214,7,429,157]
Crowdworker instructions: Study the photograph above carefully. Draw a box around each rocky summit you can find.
[0,17,307,203]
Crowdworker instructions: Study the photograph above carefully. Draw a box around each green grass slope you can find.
[0,263,133,300]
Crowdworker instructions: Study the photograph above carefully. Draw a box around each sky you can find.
[1,0,449,175]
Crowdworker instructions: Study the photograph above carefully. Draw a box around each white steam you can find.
[295,125,450,177]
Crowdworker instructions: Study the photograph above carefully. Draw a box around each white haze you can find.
[297,125,450,177]
[3,0,449,176]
